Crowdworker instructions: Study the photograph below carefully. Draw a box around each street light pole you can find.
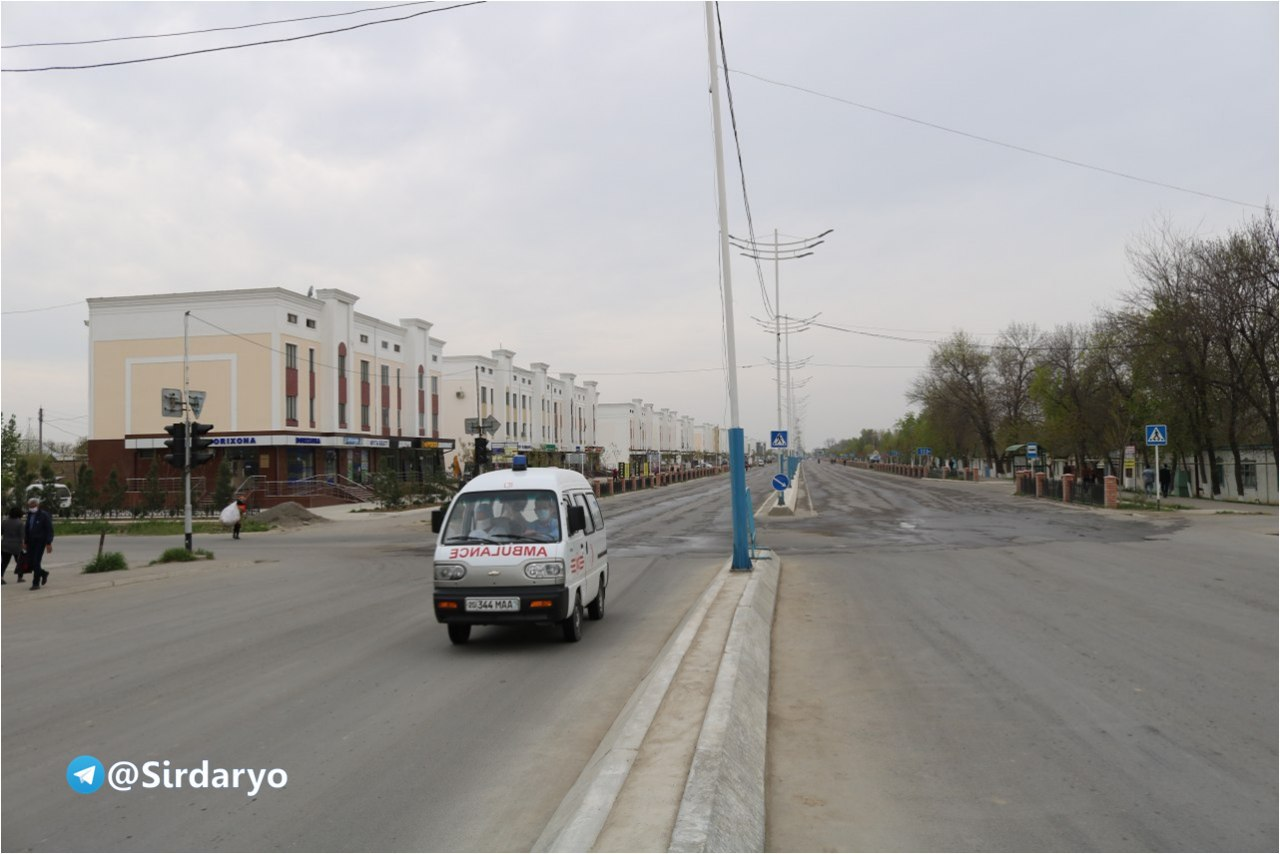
[705,1,750,570]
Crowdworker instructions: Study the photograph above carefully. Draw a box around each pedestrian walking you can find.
[1142,466,1156,497]
[1159,464,1172,498]
[23,496,55,590]
[1,506,24,585]
[232,495,248,539]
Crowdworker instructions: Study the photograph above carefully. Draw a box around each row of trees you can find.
[828,210,1277,498]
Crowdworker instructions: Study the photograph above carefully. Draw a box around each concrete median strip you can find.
[535,546,781,853]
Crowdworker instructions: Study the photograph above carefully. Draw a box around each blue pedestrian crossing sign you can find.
[770,430,788,449]
[1145,424,1168,446]
[772,473,791,492]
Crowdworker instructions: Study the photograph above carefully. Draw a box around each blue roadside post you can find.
[729,428,751,570]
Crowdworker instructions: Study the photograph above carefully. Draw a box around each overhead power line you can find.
[730,68,1266,211]
[714,3,774,320]
[1,1,485,72]
[1,2,437,49]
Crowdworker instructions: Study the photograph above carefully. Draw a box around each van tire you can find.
[448,623,471,645]
[587,575,606,621]
[562,594,583,643]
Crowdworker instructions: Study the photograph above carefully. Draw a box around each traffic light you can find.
[163,422,187,469]
[474,437,490,466]
[189,422,216,467]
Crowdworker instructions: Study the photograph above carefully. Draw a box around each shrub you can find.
[156,547,214,563]
[84,552,128,574]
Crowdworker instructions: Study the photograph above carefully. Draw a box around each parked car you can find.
[26,482,73,509]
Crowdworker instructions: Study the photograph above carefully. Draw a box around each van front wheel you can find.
[562,595,584,643]
[448,623,471,645]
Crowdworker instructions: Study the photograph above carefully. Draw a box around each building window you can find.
[306,319,316,329]
[394,344,401,353]
[381,365,390,386]
[360,334,369,344]
[381,341,388,350]
[287,313,298,324]
[285,343,297,369]
[361,361,370,383]
[361,404,370,431]
[286,395,298,422]
[1242,461,1258,489]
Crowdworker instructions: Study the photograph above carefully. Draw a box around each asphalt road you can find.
[1,471,773,853]
[764,463,1278,852]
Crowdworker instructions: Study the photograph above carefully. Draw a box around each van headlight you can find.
[524,561,565,580]
[435,564,467,581]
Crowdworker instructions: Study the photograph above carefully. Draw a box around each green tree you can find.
[75,465,99,516]
[1,413,21,496]
[213,459,235,510]
[140,459,166,517]
[100,468,126,518]
[372,466,404,508]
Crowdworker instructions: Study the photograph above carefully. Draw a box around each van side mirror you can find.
[431,509,446,533]
[567,506,587,535]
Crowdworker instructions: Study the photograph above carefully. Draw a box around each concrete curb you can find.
[669,551,779,853]
[534,566,731,852]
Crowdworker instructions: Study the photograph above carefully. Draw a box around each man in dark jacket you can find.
[23,496,54,589]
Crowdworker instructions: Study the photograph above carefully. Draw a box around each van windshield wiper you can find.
[443,535,500,545]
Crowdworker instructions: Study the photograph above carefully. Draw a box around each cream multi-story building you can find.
[86,287,449,501]
[83,286,727,503]
[438,350,600,472]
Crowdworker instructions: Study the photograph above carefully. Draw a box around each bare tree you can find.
[908,332,1000,470]
[992,323,1043,451]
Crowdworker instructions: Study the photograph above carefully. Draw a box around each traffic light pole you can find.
[183,311,193,551]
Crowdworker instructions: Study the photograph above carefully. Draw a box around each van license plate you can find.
[465,597,520,613]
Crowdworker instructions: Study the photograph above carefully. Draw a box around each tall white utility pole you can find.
[705,1,749,570]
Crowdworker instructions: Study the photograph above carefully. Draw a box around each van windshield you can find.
[442,490,562,545]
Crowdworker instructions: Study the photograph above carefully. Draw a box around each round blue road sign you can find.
[772,473,791,491]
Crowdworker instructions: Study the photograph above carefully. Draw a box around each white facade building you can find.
[438,350,599,472]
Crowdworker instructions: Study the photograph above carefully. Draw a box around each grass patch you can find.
[154,547,216,564]
[83,552,129,574]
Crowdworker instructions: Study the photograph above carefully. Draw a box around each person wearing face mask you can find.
[528,496,560,540]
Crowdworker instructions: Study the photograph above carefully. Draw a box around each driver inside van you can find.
[468,503,495,538]
[528,496,560,540]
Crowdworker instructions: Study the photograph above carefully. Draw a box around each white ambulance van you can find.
[431,456,608,645]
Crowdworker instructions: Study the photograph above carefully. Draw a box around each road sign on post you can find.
[1145,424,1168,508]
[770,431,788,449]
[772,473,791,492]
[482,415,500,435]
[161,388,184,418]
[187,390,206,419]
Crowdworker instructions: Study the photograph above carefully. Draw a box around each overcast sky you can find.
[2,1,1276,451]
